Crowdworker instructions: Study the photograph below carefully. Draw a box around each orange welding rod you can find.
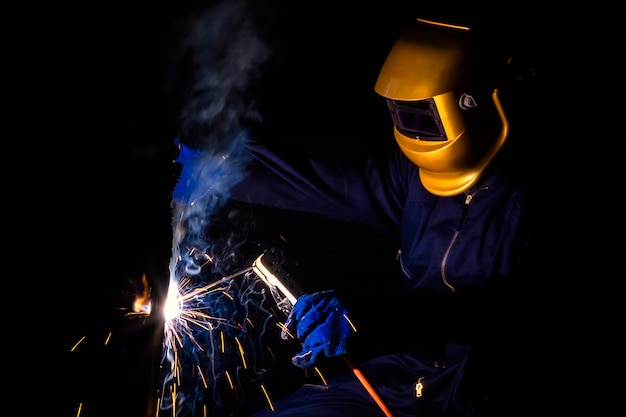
[342,355,394,417]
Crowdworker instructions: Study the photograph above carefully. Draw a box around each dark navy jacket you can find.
[175,140,536,416]
[229,141,532,295]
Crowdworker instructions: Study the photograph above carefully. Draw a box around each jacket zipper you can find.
[415,376,424,397]
[415,360,440,399]
[440,187,488,292]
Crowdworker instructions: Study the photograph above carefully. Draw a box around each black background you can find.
[5,1,623,416]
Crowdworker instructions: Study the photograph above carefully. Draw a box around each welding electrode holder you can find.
[252,252,303,316]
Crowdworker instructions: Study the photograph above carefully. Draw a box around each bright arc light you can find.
[163,278,183,322]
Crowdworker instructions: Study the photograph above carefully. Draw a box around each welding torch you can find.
[252,252,395,417]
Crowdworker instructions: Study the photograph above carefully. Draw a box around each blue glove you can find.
[172,140,207,205]
[172,138,251,206]
[281,290,354,368]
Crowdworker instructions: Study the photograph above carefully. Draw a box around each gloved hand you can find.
[172,139,250,206]
[281,290,354,368]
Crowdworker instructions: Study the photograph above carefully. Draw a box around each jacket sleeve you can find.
[228,140,407,236]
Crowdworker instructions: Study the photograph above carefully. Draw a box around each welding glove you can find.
[281,289,353,368]
[172,139,251,206]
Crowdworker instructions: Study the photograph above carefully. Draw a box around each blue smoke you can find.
[172,0,271,207]
[159,1,278,416]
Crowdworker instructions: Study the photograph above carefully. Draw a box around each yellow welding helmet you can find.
[375,18,512,196]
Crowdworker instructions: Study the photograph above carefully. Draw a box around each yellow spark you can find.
[416,17,470,31]
[70,336,86,352]
[171,384,177,417]
[343,314,358,332]
[234,337,247,369]
[196,364,208,389]
[267,346,276,361]
[313,367,328,386]
[260,383,275,411]
[225,370,234,390]
[278,321,294,339]
[75,402,83,417]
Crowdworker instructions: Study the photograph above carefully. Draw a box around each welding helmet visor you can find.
[385,98,446,141]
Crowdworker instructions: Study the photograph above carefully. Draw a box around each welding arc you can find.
[342,356,395,417]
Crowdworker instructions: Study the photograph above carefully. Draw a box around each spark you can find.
[156,239,283,416]
[259,384,274,411]
[70,336,86,352]
[154,233,332,416]
[343,314,358,333]
[313,367,328,386]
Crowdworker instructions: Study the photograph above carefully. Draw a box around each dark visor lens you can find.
[386,99,445,141]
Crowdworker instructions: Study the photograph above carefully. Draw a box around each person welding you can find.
[173,14,537,417]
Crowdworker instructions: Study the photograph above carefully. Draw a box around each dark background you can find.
[5,1,622,416]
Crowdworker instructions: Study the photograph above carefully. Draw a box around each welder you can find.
[174,15,537,417]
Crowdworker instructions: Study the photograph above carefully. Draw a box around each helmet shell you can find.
[375,18,511,196]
